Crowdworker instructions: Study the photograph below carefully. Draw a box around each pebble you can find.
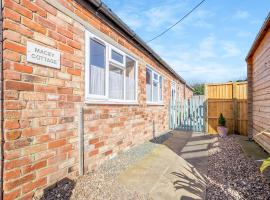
[206,136,270,200]
[39,134,270,200]
[39,142,156,200]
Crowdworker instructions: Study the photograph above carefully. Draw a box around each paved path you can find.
[117,131,215,200]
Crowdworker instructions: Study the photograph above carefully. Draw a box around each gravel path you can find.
[40,142,157,200]
[206,135,270,200]
[40,133,270,200]
[70,142,156,200]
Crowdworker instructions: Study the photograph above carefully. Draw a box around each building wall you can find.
[0,1,3,199]
[248,26,270,152]
[1,0,193,199]
[185,84,193,99]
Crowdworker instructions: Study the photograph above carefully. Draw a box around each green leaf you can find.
[260,157,270,172]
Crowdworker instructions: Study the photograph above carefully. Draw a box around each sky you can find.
[102,0,270,85]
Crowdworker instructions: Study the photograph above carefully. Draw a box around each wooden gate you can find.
[170,95,205,132]
[205,82,247,135]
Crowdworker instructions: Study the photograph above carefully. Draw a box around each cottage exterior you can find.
[246,13,270,153]
[0,0,192,199]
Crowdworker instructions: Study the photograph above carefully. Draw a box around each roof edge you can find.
[84,0,193,91]
[246,12,270,61]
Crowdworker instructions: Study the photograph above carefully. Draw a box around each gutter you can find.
[0,0,3,199]
[85,0,193,91]
[246,12,270,61]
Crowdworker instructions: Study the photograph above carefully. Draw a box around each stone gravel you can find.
[40,141,157,200]
[40,133,270,200]
[70,142,156,200]
[206,135,270,200]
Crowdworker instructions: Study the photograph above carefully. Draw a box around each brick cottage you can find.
[0,0,193,199]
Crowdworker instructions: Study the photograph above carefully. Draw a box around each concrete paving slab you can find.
[117,131,214,200]
[181,144,208,153]
[234,134,270,182]
[235,135,268,160]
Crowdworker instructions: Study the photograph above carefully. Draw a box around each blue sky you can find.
[102,0,270,84]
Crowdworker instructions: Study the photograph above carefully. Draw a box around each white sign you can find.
[27,41,60,69]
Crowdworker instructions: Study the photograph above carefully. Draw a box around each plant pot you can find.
[217,126,228,138]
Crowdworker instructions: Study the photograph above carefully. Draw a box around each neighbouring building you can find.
[246,13,270,153]
[0,0,193,199]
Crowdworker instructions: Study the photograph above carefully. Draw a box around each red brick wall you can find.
[185,85,193,99]
[1,0,193,199]
[0,1,3,199]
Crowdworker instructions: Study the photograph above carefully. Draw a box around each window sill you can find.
[85,100,139,105]
[147,102,165,106]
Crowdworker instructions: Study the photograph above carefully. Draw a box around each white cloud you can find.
[236,31,251,38]
[250,19,263,26]
[119,13,143,29]
[114,1,185,31]
[182,9,214,29]
[198,35,217,59]
[113,0,214,35]
[103,0,247,84]
[117,6,144,29]
[149,34,245,83]
[222,41,241,58]
[145,5,180,29]
[234,10,250,19]
[172,61,246,84]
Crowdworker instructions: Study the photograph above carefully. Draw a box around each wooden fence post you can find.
[204,84,208,134]
[232,83,238,134]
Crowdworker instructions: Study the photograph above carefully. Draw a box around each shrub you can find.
[260,157,270,172]
[218,113,226,127]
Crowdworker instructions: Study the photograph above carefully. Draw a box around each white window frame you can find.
[85,32,108,100]
[171,81,176,104]
[159,76,163,101]
[85,30,138,104]
[146,66,163,104]
[125,55,138,103]
[109,46,125,67]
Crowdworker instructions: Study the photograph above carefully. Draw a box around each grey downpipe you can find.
[78,107,84,176]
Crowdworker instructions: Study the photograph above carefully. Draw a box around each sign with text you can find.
[27,41,60,69]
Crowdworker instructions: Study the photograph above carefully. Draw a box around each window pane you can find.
[126,57,136,100]
[159,76,163,101]
[90,39,105,67]
[153,73,158,80]
[111,50,124,63]
[109,65,124,99]
[153,80,158,102]
[90,39,105,95]
[146,68,152,101]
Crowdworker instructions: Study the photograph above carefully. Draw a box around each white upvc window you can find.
[146,66,163,103]
[85,30,138,103]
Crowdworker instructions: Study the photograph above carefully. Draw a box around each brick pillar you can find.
[247,59,253,140]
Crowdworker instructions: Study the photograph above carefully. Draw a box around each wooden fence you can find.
[205,82,247,135]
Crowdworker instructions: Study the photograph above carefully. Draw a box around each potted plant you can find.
[217,113,228,137]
